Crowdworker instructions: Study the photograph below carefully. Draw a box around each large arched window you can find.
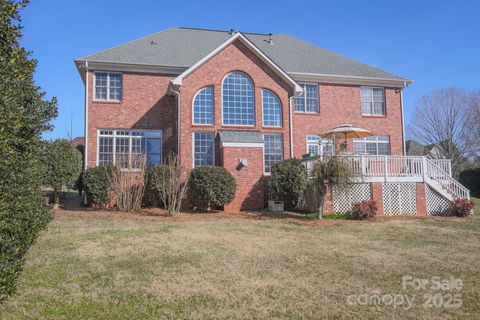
[222,72,254,126]
[262,89,282,127]
[193,86,214,125]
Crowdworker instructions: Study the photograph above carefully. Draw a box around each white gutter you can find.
[170,84,181,158]
[289,96,294,158]
[400,81,406,155]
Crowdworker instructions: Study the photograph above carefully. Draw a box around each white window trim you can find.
[353,136,390,155]
[261,89,282,128]
[294,82,319,113]
[192,86,214,126]
[93,71,122,102]
[263,134,284,176]
[96,129,162,168]
[361,86,386,116]
[192,132,215,168]
[221,71,256,127]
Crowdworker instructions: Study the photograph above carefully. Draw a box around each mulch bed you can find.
[53,195,468,226]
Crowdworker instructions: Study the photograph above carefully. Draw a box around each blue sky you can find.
[21,0,480,139]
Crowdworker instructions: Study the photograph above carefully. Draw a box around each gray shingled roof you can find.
[77,27,407,80]
[218,131,263,144]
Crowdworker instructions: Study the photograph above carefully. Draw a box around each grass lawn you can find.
[1,201,480,319]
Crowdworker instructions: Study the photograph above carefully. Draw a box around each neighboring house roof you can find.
[218,130,264,147]
[76,27,409,82]
[405,140,427,156]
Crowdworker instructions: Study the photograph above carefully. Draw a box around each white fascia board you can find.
[75,60,187,76]
[172,33,303,95]
[289,72,413,88]
[222,142,264,148]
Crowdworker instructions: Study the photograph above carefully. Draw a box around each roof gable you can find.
[171,32,302,94]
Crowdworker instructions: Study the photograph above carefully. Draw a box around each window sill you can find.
[293,111,320,115]
[192,123,214,127]
[221,125,256,129]
[92,99,122,104]
[361,114,386,118]
[262,125,283,129]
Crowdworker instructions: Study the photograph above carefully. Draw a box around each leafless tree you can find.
[467,91,480,161]
[150,154,188,216]
[409,87,476,176]
[108,154,146,212]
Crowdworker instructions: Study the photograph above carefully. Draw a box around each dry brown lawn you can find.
[1,197,479,319]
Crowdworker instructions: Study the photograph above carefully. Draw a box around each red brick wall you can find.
[222,147,265,211]
[416,183,427,216]
[85,71,177,168]
[178,40,294,170]
[292,84,404,157]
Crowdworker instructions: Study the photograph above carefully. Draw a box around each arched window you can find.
[262,89,282,127]
[222,72,254,126]
[193,86,214,125]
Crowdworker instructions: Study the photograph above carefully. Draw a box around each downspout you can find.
[289,96,294,158]
[83,61,89,205]
[84,61,89,169]
[400,81,406,155]
[170,84,181,158]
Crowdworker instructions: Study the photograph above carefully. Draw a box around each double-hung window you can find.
[97,129,162,168]
[361,87,385,116]
[222,72,255,126]
[294,83,319,113]
[306,135,334,156]
[94,72,122,101]
[353,136,390,155]
[262,89,282,127]
[193,132,215,167]
[263,134,283,174]
[193,86,214,125]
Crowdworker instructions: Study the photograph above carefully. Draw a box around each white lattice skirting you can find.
[332,184,371,213]
[382,183,417,215]
[425,185,452,216]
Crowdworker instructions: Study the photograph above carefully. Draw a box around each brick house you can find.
[75,27,469,214]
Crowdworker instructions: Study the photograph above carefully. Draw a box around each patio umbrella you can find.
[320,124,373,153]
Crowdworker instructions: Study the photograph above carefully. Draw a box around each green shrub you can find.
[41,139,82,207]
[83,166,113,206]
[188,166,236,210]
[459,167,480,198]
[0,0,58,301]
[270,159,308,209]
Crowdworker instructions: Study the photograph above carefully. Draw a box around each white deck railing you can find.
[302,155,469,200]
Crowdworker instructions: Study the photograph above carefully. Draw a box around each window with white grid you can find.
[193,132,215,167]
[94,72,122,101]
[264,134,283,174]
[222,72,254,126]
[306,135,334,156]
[294,83,319,113]
[262,89,282,127]
[361,87,385,116]
[97,130,162,168]
[353,136,390,155]
[193,86,214,125]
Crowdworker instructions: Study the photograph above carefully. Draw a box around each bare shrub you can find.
[108,154,146,212]
[149,154,188,215]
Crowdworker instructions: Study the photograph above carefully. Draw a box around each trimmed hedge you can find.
[83,166,113,206]
[270,159,308,209]
[188,166,236,210]
[459,167,480,198]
